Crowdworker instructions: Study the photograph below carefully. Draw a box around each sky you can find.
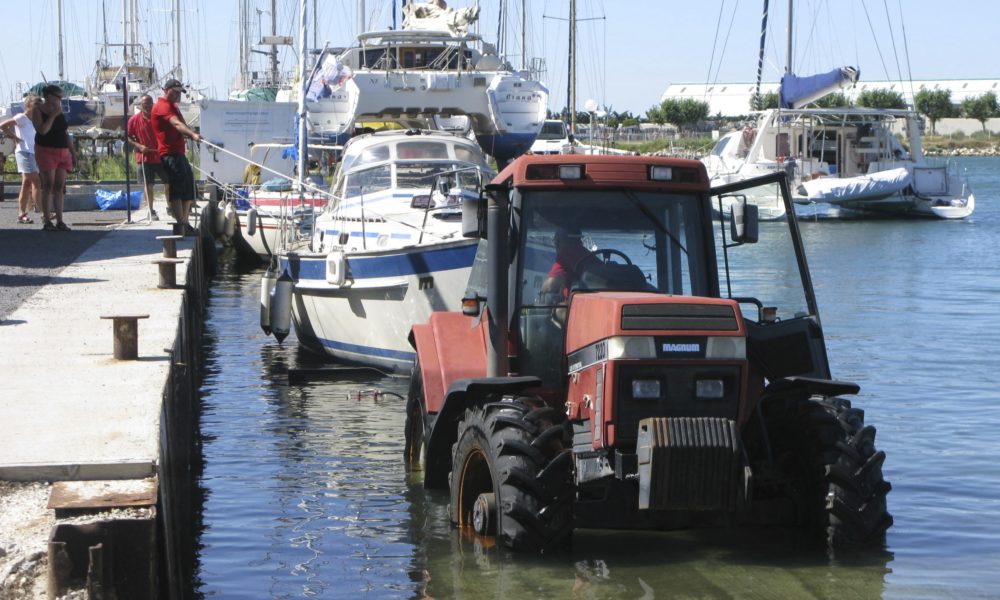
[1,0,997,116]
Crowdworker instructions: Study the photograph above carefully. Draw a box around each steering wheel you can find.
[574,248,632,273]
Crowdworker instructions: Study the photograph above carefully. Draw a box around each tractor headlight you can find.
[695,379,725,399]
[607,336,656,360]
[631,379,662,399]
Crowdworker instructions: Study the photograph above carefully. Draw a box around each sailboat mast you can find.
[174,0,182,80]
[57,0,65,80]
[521,0,526,71]
[786,0,793,74]
[358,0,366,37]
[122,0,129,63]
[568,0,576,134]
[753,0,769,110]
[270,0,279,85]
[296,0,309,197]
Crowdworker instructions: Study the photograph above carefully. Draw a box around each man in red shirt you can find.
[127,94,169,221]
[151,79,201,234]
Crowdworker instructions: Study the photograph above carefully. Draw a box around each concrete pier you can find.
[0,198,207,598]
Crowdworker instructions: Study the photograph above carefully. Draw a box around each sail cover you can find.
[780,67,860,108]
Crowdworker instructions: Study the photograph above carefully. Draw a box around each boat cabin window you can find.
[360,48,389,68]
[343,165,392,198]
[395,161,482,191]
[396,141,449,160]
[454,146,491,169]
[711,135,733,156]
[339,144,390,174]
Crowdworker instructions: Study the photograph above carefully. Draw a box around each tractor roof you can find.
[493,154,710,192]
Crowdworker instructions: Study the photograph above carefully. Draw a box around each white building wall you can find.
[661,79,1000,117]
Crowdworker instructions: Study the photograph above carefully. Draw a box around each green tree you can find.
[960,92,999,132]
[749,90,780,110]
[650,98,709,132]
[914,88,955,134]
[811,92,852,108]
[856,88,907,109]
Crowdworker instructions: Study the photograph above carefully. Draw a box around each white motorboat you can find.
[275,129,494,371]
[281,2,547,164]
[704,107,974,219]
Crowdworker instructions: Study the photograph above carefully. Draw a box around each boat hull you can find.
[281,240,478,372]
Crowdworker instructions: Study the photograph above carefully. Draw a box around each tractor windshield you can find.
[516,189,711,385]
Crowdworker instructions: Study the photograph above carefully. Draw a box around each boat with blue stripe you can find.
[276,129,494,371]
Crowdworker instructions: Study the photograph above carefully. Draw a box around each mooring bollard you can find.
[99,314,150,360]
[152,258,185,288]
[155,234,184,258]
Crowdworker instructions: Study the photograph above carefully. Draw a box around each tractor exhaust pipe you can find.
[485,185,510,377]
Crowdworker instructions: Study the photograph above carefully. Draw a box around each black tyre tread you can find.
[762,394,892,548]
[450,397,573,552]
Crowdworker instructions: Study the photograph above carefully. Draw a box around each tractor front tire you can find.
[450,396,573,552]
[404,362,427,472]
[763,394,893,548]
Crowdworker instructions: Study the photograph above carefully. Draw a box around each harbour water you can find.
[191,157,1000,599]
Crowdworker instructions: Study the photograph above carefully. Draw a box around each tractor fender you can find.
[423,376,542,489]
[761,375,860,401]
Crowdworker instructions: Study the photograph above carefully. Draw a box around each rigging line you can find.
[858,0,891,81]
[704,0,727,102]
[881,0,905,86]
[710,0,740,90]
[797,0,823,73]
[895,0,916,108]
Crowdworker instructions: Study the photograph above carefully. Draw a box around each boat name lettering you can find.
[505,93,541,101]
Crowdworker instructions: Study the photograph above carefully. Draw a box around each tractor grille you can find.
[637,417,743,512]
[621,303,738,331]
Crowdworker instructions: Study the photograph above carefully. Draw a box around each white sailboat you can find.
[275,129,494,371]
[702,0,974,219]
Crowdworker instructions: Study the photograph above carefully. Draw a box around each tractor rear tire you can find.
[762,394,893,548]
[449,396,573,552]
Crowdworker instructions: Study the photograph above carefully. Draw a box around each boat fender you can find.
[269,269,294,343]
[259,267,277,336]
[246,208,258,237]
[224,201,237,239]
[326,250,347,286]
[214,201,227,236]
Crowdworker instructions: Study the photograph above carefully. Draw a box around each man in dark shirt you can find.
[151,79,201,234]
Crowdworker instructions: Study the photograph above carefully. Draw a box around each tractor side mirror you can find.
[730,201,759,244]
[461,194,485,238]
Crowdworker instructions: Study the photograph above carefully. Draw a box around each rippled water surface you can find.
[193,157,1000,599]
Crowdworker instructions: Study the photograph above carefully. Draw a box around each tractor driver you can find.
[539,227,599,302]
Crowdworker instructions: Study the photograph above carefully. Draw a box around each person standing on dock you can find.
[127,94,170,221]
[151,79,201,234]
[31,85,77,232]
[0,96,43,225]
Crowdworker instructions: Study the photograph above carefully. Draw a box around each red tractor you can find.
[405,155,892,552]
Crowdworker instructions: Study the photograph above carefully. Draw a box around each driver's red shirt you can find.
[548,243,596,296]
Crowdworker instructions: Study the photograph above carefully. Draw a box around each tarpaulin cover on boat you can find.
[801,167,911,203]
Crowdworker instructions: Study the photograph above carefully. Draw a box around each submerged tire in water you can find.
[760,394,893,548]
[449,396,573,552]
[403,361,427,472]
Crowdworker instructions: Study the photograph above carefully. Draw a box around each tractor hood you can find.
[564,293,747,358]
